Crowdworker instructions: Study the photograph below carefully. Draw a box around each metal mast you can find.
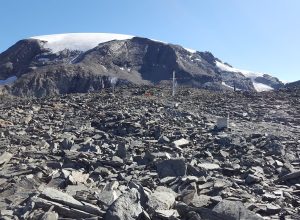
[172,71,176,97]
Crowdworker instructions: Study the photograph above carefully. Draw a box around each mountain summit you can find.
[0,33,284,97]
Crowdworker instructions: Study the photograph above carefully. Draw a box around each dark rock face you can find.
[10,66,132,97]
[156,159,187,178]
[0,39,45,79]
[254,74,284,89]
[220,71,255,91]
[285,80,300,89]
[0,36,285,97]
[74,37,218,86]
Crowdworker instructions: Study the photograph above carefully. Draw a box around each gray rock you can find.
[40,187,83,207]
[245,174,261,184]
[116,144,127,159]
[266,204,281,215]
[96,190,119,207]
[155,209,179,218]
[176,202,233,220]
[190,195,211,208]
[0,152,13,166]
[172,138,189,148]
[213,200,263,220]
[198,163,220,171]
[148,188,176,211]
[156,159,187,178]
[104,188,143,220]
[40,187,103,216]
[40,211,59,220]
[186,211,202,220]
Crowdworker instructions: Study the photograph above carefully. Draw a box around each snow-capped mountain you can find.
[215,61,282,92]
[0,33,284,97]
[31,33,134,53]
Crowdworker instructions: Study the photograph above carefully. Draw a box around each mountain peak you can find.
[30,33,134,53]
[0,33,285,96]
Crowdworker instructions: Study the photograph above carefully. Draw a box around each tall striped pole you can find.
[172,71,176,97]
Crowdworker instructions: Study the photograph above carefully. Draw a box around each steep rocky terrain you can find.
[286,80,300,89]
[0,86,299,219]
[0,33,284,97]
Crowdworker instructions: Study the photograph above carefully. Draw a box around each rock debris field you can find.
[0,87,299,220]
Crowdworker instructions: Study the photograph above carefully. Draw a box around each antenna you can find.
[110,77,118,94]
[172,71,176,97]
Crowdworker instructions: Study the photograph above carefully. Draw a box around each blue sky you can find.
[0,0,299,82]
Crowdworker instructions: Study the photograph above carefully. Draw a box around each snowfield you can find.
[216,61,264,78]
[31,33,134,53]
[221,81,234,90]
[216,61,273,92]
[30,33,197,54]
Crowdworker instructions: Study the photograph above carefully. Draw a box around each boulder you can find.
[104,188,143,220]
[213,200,263,220]
[156,159,187,178]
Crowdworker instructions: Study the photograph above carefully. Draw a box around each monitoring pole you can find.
[172,71,176,97]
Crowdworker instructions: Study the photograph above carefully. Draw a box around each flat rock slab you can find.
[198,163,220,171]
[266,204,281,215]
[33,197,98,219]
[213,200,263,220]
[173,138,189,148]
[148,189,176,210]
[0,152,13,166]
[41,187,83,207]
[69,171,89,184]
[190,195,211,208]
[40,187,103,216]
[156,159,187,178]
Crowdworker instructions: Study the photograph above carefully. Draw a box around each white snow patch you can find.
[216,61,275,92]
[185,48,196,53]
[151,39,196,53]
[38,58,50,62]
[221,81,234,90]
[70,54,81,64]
[30,33,198,55]
[215,61,264,78]
[253,82,274,92]
[31,33,134,53]
[0,76,17,85]
[216,61,238,73]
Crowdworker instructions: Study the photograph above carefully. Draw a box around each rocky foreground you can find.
[0,87,299,220]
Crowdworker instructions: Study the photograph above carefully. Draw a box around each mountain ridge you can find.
[0,33,286,97]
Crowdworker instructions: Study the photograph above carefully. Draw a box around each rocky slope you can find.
[286,80,300,89]
[0,86,299,219]
[0,33,284,97]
